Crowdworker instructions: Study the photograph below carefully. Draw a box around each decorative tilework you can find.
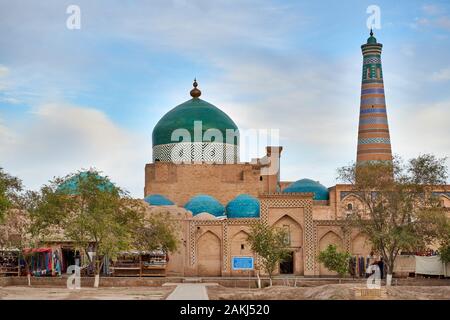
[360,108,386,114]
[153,142,239,163]
[363,56,381,64]
[361,88,384,95]
[358,137,391,145]
[222,224,229,271]
[360,97,386,105]
[359,117,388,125]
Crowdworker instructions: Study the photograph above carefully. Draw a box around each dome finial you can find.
[190,78,201,98]
[370,28,373,37]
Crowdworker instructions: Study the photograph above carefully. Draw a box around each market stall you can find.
[0,249,20,277]
[111,250,167,277]
[23,247,54,277]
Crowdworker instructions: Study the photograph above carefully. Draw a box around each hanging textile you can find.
[415,255,444,275]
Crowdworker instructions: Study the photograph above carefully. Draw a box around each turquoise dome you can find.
[57,171,114,195]
[152,98,239,147]
[144,194,174,206]
[283,179,329,200]
[226,194,260,218]
[184,194,225,217]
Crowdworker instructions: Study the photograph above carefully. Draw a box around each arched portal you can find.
[197,231,221,276]
[230,230,253,276]
[319,231,343,276]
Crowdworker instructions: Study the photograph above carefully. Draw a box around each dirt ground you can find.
[207,283,450,300]
[0,286,174,300]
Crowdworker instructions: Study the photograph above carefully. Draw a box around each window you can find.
[347,203,353,211]
[259,176,263,181]
[241,244,245,250]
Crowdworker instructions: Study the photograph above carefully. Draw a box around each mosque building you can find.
[142,31,450,277]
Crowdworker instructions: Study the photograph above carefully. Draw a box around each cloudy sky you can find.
[0,0,449,197]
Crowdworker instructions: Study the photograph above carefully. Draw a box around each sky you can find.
[0,0,449,197]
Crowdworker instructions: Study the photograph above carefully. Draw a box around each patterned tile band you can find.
[360,108,386,114]
[361,88,384,94]
[359,117,388,125]
[360,97,386,105]
[357,148,392,154]
[358,128,390,134]
[363,56,381,64]
[358,137,391,144]
[153,142,239,163]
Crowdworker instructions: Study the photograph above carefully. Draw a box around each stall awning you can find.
[23,247,52,254]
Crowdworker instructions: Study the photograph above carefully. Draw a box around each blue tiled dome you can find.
[57,171,114,195]
[226,194,260,218]
[282,178,329,200]
[144,194,174,206]
[184,195,225,217]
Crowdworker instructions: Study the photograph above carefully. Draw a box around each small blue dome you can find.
[144,194,174,206]
[282,178,329,200]
[57,171,114,195]
[226,194,260,218]
[184,195,225,217]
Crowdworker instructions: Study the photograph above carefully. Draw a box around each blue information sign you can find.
[232,256,254,270]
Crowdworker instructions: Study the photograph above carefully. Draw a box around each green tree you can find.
[337,154,449,285]
[29,170,143,287]
[0,167,22,221]
[440,244,450,264]
[437,221,450,264]
[318,244,350,278]
[247,221,290,286]
[133,210,179,255]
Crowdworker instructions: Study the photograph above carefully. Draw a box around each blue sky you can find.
[0,0,449,197]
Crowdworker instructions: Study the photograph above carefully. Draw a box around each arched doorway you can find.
[319,231,343,276]
[273,214,303,275]
[230,230,253,276]
[197,231,221,276]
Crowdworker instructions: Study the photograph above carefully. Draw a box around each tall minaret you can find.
[356,30,392,164]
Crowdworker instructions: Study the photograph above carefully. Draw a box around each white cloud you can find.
[0,65,9,77]
[0,103,149,197]
[430,67,450,81]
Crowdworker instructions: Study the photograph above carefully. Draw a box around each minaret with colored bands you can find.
[356,30,393,164]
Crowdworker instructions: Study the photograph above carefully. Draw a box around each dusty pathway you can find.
[207,283,450,300]
[165,283,210,300]
[0,286,173,300]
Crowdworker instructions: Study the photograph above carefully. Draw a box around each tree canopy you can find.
[318,244,350,277]
[0,167,23,222]
[247,221,290,286]
[337,154,449,279]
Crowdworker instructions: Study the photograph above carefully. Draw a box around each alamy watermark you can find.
[66,5,81,30]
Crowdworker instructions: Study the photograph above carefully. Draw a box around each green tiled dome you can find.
[226,194,260,218]
[282,178,329,200]
[57,171,114,195]
[184,194,225,217]
[144,194,174,206]
[152,97,239,147]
